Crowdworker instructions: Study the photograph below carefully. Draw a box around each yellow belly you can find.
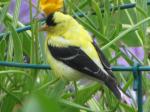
[45,34,108,80]
[46,47,83,80]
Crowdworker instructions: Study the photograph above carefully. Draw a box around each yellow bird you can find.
[40,11,131,104]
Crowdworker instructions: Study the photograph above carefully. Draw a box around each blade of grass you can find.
[36,78,59,91]
[13,0,21,27]
[92,0,104,34]
[0,70,31,79]
[121,0,144,46]
[60,99,95,112]
[9,24,23,62]
[102,16,150,50]
[73,12,106,40]
[74,82,101,105]
[0,2,10,23]
[0,84,22,104]
[73,5,97,29]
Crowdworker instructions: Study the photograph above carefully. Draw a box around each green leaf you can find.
[9,24,23,62]
[74,12,106,41]
[0,0,10,2]
[74,5,97,29]
[121,31,142,46]
[0,2,10,23]
[92,0,104,33]
[13,0,21,27]
[38,32,47,63]
[74,82,101,104]
[47,80,66,98]
[0,95,18,112]
[21,32,31,56]
[0,39,6,61]
[60,99,94,112]
[22,94,61,112]
[102,16,150,50]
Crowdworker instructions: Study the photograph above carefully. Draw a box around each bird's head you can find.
[40,12,74,34]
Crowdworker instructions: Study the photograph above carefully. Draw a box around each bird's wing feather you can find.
[92,40,115,79]
[48,44,108,81]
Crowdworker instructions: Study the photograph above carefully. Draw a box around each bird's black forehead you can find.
[46,13,56,26]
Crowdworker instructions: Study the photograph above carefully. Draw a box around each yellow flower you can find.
[40,0,63,15]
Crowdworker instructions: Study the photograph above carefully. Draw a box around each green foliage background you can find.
[0,0,150,112]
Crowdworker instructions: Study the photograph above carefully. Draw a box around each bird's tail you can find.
[116,86,132,105]
[105,80,132,105]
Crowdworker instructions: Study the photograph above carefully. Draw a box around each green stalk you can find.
[102,17,150,50]
[29,0,37,89]
[36,78,59,91]
[60,99,94,112]
[29,0,40,89]
[0,7,31,36]
[121,0,143,46]
[136,0,149,65]
[13,0,21,27]
[0,84,22,104]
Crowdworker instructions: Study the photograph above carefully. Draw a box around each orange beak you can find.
[39,24,49,31]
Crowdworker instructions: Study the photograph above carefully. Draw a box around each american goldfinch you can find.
[40,12,131,104]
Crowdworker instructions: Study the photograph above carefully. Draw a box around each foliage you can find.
[0,0,150,112]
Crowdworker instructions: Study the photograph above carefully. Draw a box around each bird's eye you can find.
[46,13,57,26]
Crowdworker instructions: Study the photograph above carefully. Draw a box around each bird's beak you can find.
[39,23,49,31]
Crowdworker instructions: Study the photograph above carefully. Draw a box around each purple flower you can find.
[9,0,40,23]
[117,57,129,66]
[129,47,144,61]
[113,47,144,66]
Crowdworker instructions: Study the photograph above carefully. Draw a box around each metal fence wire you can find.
[0,61,149,112]
[1,2,150,112]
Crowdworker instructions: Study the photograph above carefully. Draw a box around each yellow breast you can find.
[44,19,105,80]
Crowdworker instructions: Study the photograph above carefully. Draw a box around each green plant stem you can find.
[0,70,32,79]
[0,84,22,104]
[121,0,143,46]
[60,99,95,112]
[0,7,31,36]
[36,78,59,91]
[102,17,150,50]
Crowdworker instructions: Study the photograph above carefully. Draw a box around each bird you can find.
[40,11,131,105]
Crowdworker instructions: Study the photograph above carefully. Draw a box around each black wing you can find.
[92,40,115,78]
[47,44,122,99]
[48,45,108,81]
[92,40,123,98]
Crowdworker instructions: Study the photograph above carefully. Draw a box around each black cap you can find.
[46,13,56,26]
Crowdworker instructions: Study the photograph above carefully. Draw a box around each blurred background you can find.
[0,0,150,112]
